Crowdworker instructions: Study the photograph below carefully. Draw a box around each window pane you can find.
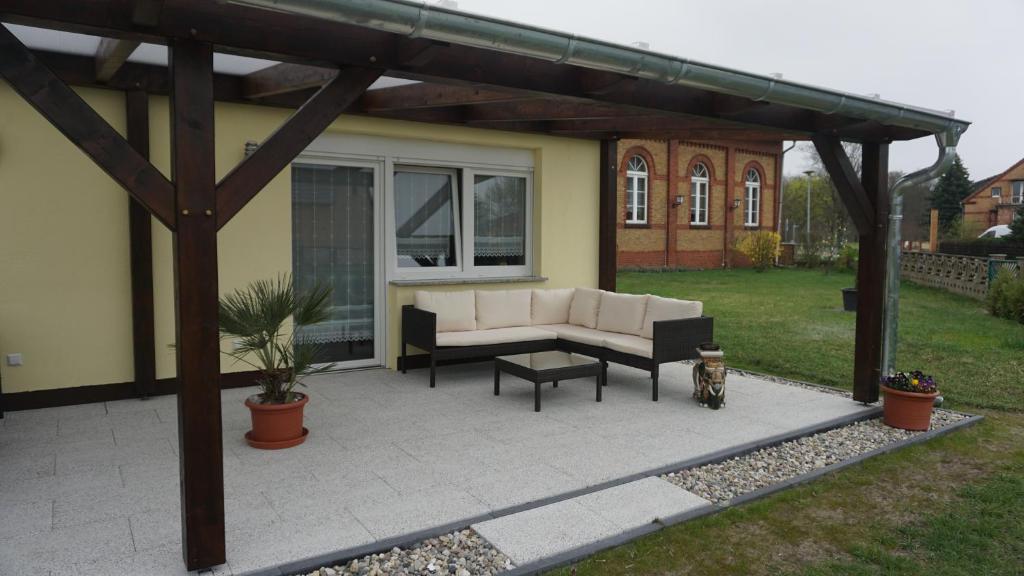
[292,164,375,363]
[474,174,527,267]
[394,170,457,268]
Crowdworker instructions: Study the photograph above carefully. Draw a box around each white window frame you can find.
[744,168,761,227]
[626,156,648,225]
[690,163,709,225]
[463,169,534,278]
[390,164,463,279]
[991,186,1002,199]
[1013,181,1024,204]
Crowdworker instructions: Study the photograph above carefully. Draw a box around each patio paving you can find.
[0,360,876,575]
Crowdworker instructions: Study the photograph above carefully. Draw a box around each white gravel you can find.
[300,529,512,576]
[662,410,968,503]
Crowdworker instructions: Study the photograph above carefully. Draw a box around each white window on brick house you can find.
[690,162,709,225]
[991,186,1002,199]
[744,168,761,227]
[1013,181,1024,204]
[626,156,648,224]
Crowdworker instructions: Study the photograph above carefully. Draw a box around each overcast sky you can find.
[453,0,1021,180]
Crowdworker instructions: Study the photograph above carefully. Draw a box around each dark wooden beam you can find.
[169,38,225,571]
[599,139,618,292]
[360,82,531,112]
[852,142,889,404]
[126,89,156,399]
[464,100,645,123]
[0,24,176,229]
[216,66,382,228]
[242,62,338,99]
[95,37,140,82]
[0,1,933,141]
[812,135,874,234]
[131,0,164,27]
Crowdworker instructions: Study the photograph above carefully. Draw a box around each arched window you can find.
[744,168,761,227]
[626,156,648,224]
[690,162,709,225]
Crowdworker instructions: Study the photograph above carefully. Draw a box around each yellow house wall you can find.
[0,84,599,393]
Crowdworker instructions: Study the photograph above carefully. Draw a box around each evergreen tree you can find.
[1010,207,1024,242]
[928,154,972,233]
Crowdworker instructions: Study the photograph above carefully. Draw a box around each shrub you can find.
[737,231,781,271]
[881,371,937,394]
[836,243,859,272]
[986,270,1024,324]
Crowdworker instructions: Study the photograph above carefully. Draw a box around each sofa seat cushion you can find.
[531,288,575,325]
[435,327,557,347]
[535,324,608,348]
[641,295,703,339]
[476,289,532,330]
[415,290,476,332]
[596,292,648,336]
[568,287,603,328]
[602,332,653,359]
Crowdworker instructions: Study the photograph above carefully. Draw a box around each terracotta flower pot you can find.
[244,393,309,450]
[881,385,937,431]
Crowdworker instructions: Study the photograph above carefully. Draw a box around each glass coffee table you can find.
[493,350,603,412]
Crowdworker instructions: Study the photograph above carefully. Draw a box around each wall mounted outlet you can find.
[5,353,23,366]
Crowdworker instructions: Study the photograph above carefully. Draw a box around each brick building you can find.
[616,139,782,269]
[961,156,1024,230]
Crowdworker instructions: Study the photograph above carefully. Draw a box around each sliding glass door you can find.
[291,161,380,367]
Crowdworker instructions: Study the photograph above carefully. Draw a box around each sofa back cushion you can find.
[568,288,603,328]
[531,288,575,325]
[596,292,648,336]
[641,295,703,338]
[476,289,532,330]
[414,290,476,332]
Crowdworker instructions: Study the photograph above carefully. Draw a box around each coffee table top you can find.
[496,350,599,372]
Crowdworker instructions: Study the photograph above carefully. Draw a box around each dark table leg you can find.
[596,373,602,402]
[494,365,500,396]
[534,381,541,412]
[552,380,558,388]
[601,360,608,386]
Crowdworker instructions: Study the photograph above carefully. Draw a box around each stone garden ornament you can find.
[693,343,726,410]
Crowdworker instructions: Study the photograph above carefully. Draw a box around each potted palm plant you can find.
[219,275,334,449]
[880,371,938,431]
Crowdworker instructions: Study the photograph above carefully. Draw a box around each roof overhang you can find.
[0,0,970,144]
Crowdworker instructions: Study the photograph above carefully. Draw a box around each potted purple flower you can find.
[880,371,938,431]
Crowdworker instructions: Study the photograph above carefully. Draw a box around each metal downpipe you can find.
[881,130,961,376]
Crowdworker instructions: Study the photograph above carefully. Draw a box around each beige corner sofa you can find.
[401,287,713,401]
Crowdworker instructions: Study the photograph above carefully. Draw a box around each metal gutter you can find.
[224,0,970,138]
[881,131,960,376]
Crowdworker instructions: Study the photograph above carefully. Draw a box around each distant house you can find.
[616,139,781,269]
[961,156,1024,230]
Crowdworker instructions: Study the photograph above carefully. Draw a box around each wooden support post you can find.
[170,39,225,571]
[599,139,618,291]
[852,142,890,403]
[126,90,156,398]
[929,208,939,252]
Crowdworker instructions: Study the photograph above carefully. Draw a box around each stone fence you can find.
[900,251,992,300]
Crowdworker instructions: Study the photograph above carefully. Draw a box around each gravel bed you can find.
[663,410,968,503]
[299,529,512,576]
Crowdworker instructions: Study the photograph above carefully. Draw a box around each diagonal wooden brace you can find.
[215,67,382,228]
[0,24,176,229]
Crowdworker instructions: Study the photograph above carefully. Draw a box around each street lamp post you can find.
[803,169,815,250]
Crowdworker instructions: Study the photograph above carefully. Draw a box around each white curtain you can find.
[474,175,526,265]
[292,164,375,344]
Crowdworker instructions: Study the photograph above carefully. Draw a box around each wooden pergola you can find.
[0,0,967,569]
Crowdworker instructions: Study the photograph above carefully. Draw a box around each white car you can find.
[978,225,1011,239]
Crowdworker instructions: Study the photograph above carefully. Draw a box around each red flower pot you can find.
[244,393,309,449]
[881,385,937,431]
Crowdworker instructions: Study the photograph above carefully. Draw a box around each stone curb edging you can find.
[497,412,984,576]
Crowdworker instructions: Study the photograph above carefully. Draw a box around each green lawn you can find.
[618,269,1024,412]
[548,269,1024,576]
